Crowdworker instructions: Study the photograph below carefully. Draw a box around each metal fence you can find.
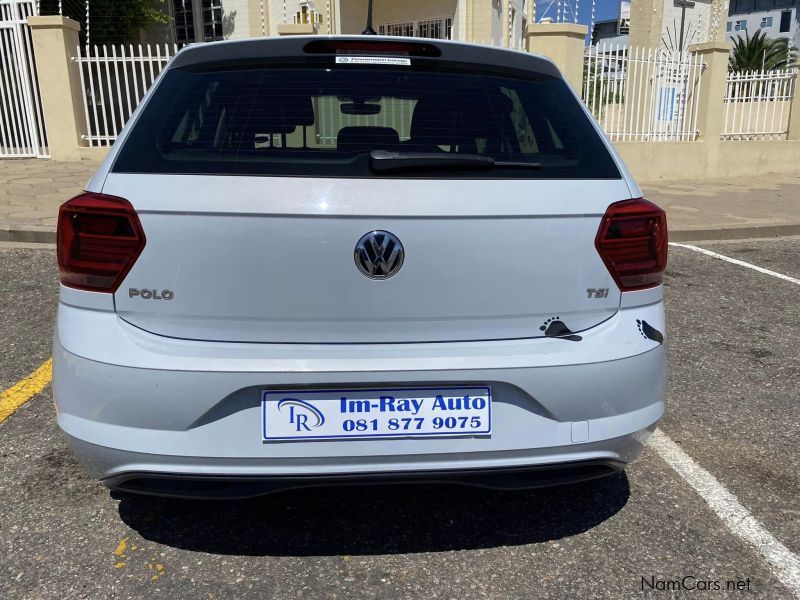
[0,0,48,157]
[59,41,800,152]
[72,43,177,147]
[722,68,797,141]
[583,44,706,142]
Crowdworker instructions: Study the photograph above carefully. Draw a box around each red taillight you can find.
[595,198,668,292]
[57,192,145,293]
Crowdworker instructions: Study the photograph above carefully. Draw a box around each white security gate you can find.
[583,45,706,142]
[0,0,48,157]
[722,68,797,140]
[73,43,177,147]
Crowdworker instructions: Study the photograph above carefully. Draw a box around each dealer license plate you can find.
[262,386,491,441]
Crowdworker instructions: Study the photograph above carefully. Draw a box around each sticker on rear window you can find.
[335,56,411,66]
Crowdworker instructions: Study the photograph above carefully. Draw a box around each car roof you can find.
[168,35,562,79]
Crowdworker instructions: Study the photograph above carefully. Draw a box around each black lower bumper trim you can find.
[105,460,626,499]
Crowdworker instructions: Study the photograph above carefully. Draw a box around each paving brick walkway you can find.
[1,159,799,242]
[0,160,98,242]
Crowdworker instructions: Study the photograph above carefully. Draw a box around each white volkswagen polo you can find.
[53,36,667,498]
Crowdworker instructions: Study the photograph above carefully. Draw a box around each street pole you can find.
[362,0,376,35]
[674,0,696,52]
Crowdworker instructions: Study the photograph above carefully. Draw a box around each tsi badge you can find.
[586,288,609,299]
[276,398,325,433]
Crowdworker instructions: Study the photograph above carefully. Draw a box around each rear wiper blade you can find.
[369,150,542,172]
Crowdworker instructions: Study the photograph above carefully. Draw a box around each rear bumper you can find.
[64,421,654,497]
[53,296,666,494]
[96,456,625,499]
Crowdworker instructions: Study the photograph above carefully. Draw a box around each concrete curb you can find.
[3,223,800,246]
[669,223,800,242]
[0,226,57,244]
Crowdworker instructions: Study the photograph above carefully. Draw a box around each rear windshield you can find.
[112,65,620,179]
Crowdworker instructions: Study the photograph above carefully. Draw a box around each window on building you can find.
[779,10,791,32]
[201,0,224,41]
[735,20,747,31]
[172,0,195,44]
[172,0,224,43]
[726,21,732,32]
[378,17,453,40]
[418,18,443,39]
[761,16,774,27]
[379,22,415,37]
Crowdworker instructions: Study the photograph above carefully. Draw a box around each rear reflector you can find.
[57,192,145,293]
[595,198,668,292]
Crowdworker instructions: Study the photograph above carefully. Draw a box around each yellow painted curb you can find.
[0,358,52,424]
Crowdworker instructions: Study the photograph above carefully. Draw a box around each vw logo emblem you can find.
[354,230,404,280]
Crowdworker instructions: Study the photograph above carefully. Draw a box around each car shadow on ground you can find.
[116,473,629,556]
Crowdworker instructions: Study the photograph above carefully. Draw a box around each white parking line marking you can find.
[668,241,800,593]
[670,243,800,286]
[650,430,800,598]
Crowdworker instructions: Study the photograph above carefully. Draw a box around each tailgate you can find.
[106,174,627,344]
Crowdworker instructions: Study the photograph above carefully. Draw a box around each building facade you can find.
[725,0,799,50]
[152,0,531,49]
[629,0,729,49]
[591,0,630,48]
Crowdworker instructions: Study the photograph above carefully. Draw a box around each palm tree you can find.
[729,29,793,72]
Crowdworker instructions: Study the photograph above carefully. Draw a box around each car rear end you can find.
[53,37,667,498]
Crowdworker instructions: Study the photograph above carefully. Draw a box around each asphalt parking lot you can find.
[1,237,798,599]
